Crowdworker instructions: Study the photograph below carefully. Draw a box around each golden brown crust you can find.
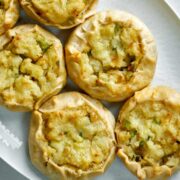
[65,10,157,102]
[115,86,180,179]
[20,0,98,29]
[0,24,66,111]
[0,0,19,35]
[29,92,116,179]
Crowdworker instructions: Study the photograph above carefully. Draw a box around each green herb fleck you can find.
[37,39,51,52]
[147,136,151,141]
[153,118,161,125]
[123,120,131,129]
[130,130,137,138]
[126,72,133,80]
[114,24,120,33]
[15,73,19,78]
[79,132,83,137]
[36,34,51,52]
[139,140,145,147]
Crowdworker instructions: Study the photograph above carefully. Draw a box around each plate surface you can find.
[0,0,180,179]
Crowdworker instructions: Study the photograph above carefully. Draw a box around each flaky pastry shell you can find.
[66,10,157,102]
[0,0,19,35]
[0,24,66,111]
[29,92,116,180]
[20,0,98,29]
[115,86,180,179]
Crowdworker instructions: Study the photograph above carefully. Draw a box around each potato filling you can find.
[117,102,180,168]
[0,30,61,108]
[0,0,10,25]
[31,0,89,24]
[74,23,143,90]
[43,105,113,170]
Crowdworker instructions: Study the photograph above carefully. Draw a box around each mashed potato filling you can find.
[75,23,144,90]
[0,9,5,26]
[0,30,60,109]
[31,0,88,24]
[0,0,10,25]
[117,102,180,168]
[43,105,113,170]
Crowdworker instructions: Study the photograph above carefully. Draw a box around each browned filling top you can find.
[116,102,180,168]
[42,105,113,170]
[0,29,61,108]
[30,0,91,25]
[71,22,144,90]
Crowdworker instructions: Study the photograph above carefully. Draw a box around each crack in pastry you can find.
[20,0,98,29]
[29,92,116,179]
[115,86,180,179]
[0,24,66,111]
[66,11,157,102]
[0,0,19,35]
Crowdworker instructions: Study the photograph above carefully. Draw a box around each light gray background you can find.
[0,159,28,180]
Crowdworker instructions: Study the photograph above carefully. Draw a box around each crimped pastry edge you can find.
[30,91,116,180]
[65,10,158,102]
[115,86,180,180]
[0,24,67,112]
[20,0,98,29]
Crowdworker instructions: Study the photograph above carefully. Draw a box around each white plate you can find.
[0,0,180,179]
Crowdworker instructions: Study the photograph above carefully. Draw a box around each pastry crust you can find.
[29,92,116,180]
[65,10,157,102]
[0,24,66,111]
[115,86,180,179]
[0,0,19,35]
[20,0,98,29]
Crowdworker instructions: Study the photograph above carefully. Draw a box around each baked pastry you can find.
[65,11,157,102]
[115,86,180,179]
[0,0,19,35]
[29,92,116,179]
[0,24,66,111]
[20,0,98,29]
